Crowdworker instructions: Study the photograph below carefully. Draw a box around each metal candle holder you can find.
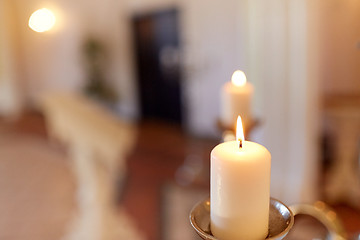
[189,197,347,240]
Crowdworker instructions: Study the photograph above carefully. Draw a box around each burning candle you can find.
[210,116,271,240]
[220,70,253,129]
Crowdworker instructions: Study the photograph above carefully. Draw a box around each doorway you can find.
[132,8,182,123]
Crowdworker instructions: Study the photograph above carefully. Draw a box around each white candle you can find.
[220,70,253,129]
[211,116,271,240]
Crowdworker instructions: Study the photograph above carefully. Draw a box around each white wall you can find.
[9,0,146,119]
[12,0,84,107]
[247,0,320,204]
[180,0,247,137]
[0,0,22,117]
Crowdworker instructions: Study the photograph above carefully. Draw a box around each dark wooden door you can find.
[133,9,182,123]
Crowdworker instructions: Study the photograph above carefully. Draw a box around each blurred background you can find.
[0,0,359,239]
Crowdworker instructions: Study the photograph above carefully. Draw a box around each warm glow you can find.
[28,8,56,33]
[236,115,245,145]
[231,70,247,87]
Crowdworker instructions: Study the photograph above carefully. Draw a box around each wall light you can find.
[28,8,56,33]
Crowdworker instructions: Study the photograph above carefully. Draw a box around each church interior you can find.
[0,0,360,239]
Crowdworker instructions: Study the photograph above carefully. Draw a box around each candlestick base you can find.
[189,198,347,240]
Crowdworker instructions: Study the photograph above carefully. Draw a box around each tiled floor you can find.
[0,132,75,239]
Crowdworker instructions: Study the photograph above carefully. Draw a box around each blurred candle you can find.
[220,70,253,129]
[211,116,271,240]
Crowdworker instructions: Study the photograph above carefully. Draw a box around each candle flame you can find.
[231,70,247,87]
[236,116,245,147]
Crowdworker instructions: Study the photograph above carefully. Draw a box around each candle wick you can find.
[239,139,243,148]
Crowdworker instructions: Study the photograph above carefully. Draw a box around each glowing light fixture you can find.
[28,8,56,33]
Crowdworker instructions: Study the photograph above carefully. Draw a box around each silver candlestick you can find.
[190,197,347,240]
